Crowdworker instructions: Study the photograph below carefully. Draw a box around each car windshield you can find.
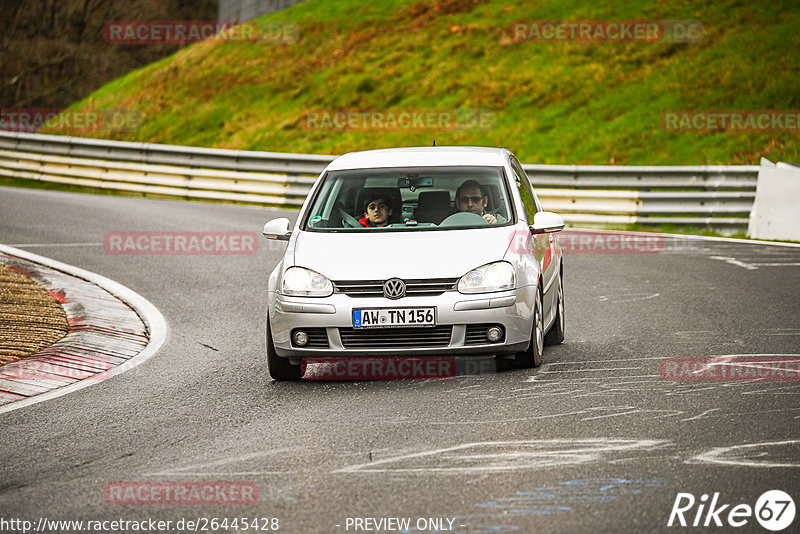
[303,166,514,232]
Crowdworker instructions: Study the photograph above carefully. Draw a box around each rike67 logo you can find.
[668,490,795,531]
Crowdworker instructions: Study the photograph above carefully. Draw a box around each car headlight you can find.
[458,261,515,294]
[282,267,333,297]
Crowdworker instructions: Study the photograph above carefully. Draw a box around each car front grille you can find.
[333,278,458,298]
[338,326,453,348]
[465,324,505,345]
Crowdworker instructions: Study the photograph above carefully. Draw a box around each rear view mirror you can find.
[397,176,433,189]
[531,211,565,234]
[263,218,292,241]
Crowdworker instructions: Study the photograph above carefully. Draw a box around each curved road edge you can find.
[645,231,800,249]
[0,244,167,415]
[568,228,800,249]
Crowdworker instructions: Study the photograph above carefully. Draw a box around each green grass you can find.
[40,0,799,165]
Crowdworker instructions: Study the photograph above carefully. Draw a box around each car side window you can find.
[511,156,544,210]
[510,158,538,224]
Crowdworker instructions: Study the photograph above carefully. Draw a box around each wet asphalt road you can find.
[1,185,799,534]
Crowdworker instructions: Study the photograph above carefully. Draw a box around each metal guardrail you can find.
[0,131,760,230]
[523,164,758,190]
[0,149,314,207]
[0,131,333,174]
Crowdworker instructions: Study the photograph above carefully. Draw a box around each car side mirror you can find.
[530,211,565,234]
[263,218,292,241]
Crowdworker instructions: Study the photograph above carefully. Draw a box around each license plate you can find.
[353,307,436,328]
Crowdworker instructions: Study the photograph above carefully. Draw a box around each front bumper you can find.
[268,286,536,360]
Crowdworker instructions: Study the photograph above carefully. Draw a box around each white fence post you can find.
[748,159,800,241]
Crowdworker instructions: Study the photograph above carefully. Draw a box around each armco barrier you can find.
[0,131,759,231]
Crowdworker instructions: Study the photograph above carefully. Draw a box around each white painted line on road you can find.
[598,292,660,303]
[666,385,723,394]
[525,375,660,382]
[8,243,103,248]
[691,440,800,468]
[546,356,666,365]
[620,230,800,249]
[740,385,800,395]
[710,255,800,269]
[641,409,685,420]
[538,367,645,373]
[680,409,720,422]
[333,439,669,473]
[0,244,167,415]
[608,455,682,464]
[709,256,759,270]
[425,406,641,426]
[147,471,295,476]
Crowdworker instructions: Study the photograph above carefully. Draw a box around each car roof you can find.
[325,146,513,171]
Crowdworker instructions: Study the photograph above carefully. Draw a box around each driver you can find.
[455,180,506,224]
[359,194,393,227]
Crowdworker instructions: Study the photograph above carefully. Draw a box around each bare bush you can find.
[0,0,216,110]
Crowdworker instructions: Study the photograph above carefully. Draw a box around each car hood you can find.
[293,227,514,280]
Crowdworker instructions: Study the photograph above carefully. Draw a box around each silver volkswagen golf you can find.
[262,147,565,380]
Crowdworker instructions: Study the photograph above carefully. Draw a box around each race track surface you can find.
[1,186,798,534]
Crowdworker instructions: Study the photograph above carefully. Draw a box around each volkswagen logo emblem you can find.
[383,278,406,300]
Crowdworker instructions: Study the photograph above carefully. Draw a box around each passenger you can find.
[359,195,393,227]
[455,180,506,224]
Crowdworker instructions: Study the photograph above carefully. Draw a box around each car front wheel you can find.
[266,320,302,381]
[514,287,544,368]
[545,269,565,346]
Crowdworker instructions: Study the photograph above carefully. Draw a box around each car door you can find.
[509,156,558,324]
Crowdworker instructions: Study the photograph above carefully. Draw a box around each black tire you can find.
[266,320,302,381]
[544,269,565,346]
[514,287,544,368]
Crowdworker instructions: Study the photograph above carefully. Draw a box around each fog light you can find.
[486,326,503,342]
[293,330,309,347]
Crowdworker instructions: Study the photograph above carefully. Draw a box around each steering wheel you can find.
[336,206,362,228]
[439,211,490,227]
[486,206,503,216]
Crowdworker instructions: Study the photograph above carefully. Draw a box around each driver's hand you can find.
[483,213,497,224]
